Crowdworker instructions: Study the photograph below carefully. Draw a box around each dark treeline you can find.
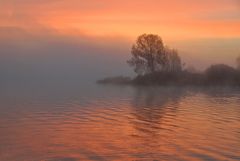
[98,34,240,86]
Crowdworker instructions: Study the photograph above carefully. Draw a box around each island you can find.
[98,34,240,86]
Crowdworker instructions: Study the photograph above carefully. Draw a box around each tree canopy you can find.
[127,34,182,75]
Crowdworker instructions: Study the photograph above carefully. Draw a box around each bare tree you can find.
[127,34,167,74]
[237,55,240,70]
[165,47,182,72]
[127,34,182,75]
[185,65,198,73]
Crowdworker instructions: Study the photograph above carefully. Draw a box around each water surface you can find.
[0,85,240,161]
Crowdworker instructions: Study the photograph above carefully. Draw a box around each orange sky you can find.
[1,0,240,40]
[1,0,240,70]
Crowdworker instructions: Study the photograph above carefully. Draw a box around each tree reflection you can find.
[131,86,185,119]
[129,86,187,155]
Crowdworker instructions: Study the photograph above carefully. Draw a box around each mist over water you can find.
[0,28,133,92]
[1,27,240,87]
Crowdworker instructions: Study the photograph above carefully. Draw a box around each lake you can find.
[0,84,240,161]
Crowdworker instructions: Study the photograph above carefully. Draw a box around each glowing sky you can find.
[0,0,240,76]
[1,0,240,39]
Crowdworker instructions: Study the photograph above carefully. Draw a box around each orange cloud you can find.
[0,0,239,40]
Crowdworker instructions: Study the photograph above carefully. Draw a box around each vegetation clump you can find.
[98,34,240,87]
[127,34,182,74]
[97,76,131,85]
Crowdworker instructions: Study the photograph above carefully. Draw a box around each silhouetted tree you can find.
[127,34,167,75]
[165,47,182,72]
[185,65,198,73]
[127,34,182,75]
[236,55,240,70]
[205,64,238,85]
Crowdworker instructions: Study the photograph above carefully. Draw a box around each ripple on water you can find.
[0,87,240,161]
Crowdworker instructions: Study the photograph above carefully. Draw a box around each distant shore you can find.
[98,34,240,87]
[97,66,240,87]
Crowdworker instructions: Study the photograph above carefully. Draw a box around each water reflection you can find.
[133,86,185,106]
[0,86,239,161]
[130,87,184,135]
[46,157,78,161]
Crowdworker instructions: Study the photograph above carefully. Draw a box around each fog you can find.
[0,27,240,92]
[0,27,133,91]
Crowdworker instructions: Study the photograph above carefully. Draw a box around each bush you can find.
[97,76,131,85]
[205,64,239,85]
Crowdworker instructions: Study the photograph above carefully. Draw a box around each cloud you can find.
[0,0,239,39]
